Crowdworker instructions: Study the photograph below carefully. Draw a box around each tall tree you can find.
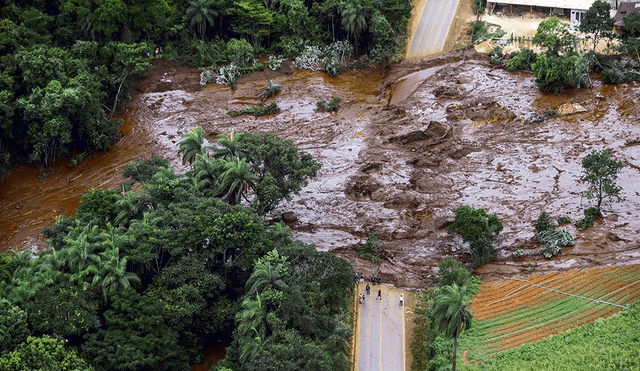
[217,157,258,205]
[533,16,576,56]
[186,0,219,37]
[245,249,289,295]
[177,126,206,165]
[340,1,368,53]
[232,0,274,48]
[236,293,270,366]
[211,129,246,159]
[579,149,624,211]
[431,284,473,371]
[91,247,141,302]
[579,0,614,52]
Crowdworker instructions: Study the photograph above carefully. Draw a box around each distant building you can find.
[487,0,618,22]
[613,1,640,34]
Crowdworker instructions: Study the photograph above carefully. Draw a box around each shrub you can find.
[324,40,354,64]
[545,109,558,117]
[512,248,530,257]
[295,45,323,71]
[356,233,382,266]
[347,55,370,69]
[535,210,555,232]
[264,55,283,71]
[447,205,503,267]
[437,257,472,287]
[316,96,340,112]
[227,103,280,117]
[526,113,546,123]
[602,62,640,84]
[575,207,602,230]
[535,227,574,258]
[199,68,215,85]
[214,63,241,86]
[489,45,503,58]
[505,47,537,72]
[322,56,341,76]
[225,38,254,67]
[557,216,571,224]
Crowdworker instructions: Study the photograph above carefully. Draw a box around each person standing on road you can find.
[366,284,370,295]
[399,294,404,306]
[376,289,382,300]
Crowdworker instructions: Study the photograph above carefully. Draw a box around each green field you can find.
[457,265,640,365]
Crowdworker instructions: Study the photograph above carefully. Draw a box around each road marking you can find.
[379,292,383,371]
[402,299,406,371]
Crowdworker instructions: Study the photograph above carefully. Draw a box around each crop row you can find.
[464,265,640,358]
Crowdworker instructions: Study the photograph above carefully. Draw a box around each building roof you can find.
[490,0,596,10]
[614,2,640,26]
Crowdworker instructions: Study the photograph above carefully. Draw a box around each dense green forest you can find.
[0,0,412,178]
[0,130,355,370]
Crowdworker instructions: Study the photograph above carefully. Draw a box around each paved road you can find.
[356,285,405,371]
[406,0,461,59]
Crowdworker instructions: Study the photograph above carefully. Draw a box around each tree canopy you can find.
[0,131,346,370]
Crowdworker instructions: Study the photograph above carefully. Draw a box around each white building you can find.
[487,0,618,22]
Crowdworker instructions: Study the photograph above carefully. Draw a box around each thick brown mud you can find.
[1,54,639,288]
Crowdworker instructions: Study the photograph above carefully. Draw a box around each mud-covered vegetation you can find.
[0,0,412,178]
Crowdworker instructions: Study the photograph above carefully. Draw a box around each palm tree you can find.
[186,0,218,38]
[177,126,206,165]
[431,284,473,371]
[236,294,266,336]
[341,2,368,53]
[245,250,289,295]
[114,192,143,227]
[239,327,272,366]
[62,231,100,275]
[92,247,141,302]
[211,129,246,160]
[217,157,258,205]
[192,153,225,194]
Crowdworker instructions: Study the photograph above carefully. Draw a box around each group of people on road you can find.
[353,272,382,286]
[355,271,403,306]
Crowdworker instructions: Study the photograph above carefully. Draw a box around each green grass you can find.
[459,302,640,370]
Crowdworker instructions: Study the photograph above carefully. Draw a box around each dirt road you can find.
[406,0,461,59]
[355,284,406,371]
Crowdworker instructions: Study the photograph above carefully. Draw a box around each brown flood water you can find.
[1,55,640,289]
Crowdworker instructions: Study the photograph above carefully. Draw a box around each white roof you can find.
[490,0,596,10]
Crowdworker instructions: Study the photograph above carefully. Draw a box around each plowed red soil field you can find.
[462,265,640,359]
